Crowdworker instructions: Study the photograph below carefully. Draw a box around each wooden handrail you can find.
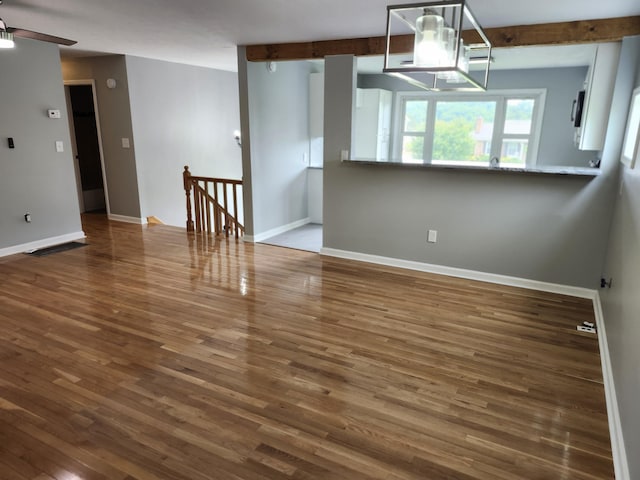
[189,175,243,185]
[183,166,244,237]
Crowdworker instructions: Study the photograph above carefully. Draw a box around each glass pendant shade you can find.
[436,27,458,80]
[458,41,470,73]
[413,9,444,67]
[442,40,471,83]
[442,27,456,66]
[0,31,14,49]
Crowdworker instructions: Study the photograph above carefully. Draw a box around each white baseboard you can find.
[320,247,596,299]
[592,293,629,480]
[108,214,147,225]
[0,231,86,258]
[244,217,310,243]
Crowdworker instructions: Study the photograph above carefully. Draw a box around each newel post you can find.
[183,166,195,232]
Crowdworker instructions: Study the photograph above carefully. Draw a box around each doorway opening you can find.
[64,81,109,214]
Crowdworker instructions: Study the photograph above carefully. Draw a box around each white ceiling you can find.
[0,0,638,72]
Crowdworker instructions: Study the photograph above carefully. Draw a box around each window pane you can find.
[402,136,424,163]
[501,139,528,166]
[404,100,428,132]
[432,101,495,165]
[504,99,534,134]
[623,93,640,160]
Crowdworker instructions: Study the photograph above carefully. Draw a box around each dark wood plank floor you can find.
[0,214,613,479]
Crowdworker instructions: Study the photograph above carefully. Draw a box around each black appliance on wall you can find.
[571,90,586,127]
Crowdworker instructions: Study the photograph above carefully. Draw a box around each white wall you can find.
[125,56,242,227]
[0,39,83,253]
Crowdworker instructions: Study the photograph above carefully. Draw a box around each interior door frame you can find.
[64,79,111,215]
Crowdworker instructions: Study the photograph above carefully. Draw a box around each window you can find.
[432,100,496,166]
[621,86,640,168]
[393,90,545,168]
[399,99,428,164]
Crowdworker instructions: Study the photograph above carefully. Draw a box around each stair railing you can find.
[183,166,244,237]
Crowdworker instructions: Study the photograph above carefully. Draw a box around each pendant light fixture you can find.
[383,1,491,91]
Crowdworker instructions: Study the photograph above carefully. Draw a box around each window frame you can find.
[392,89,547,168]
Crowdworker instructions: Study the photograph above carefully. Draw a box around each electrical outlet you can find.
[600,277,612,288]
[577,325,596,334]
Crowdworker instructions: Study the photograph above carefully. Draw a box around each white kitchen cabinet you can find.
[309,72,324,167]
[353,88,392,161]
[575,42,621,151]
[307,167,323,224]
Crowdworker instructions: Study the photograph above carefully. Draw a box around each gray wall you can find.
[599,35,640,480]
[0,38,82,250]
[237,47,255,235]
[62,56,142,219]
[324,54,620,288]
[244,59,312,236]
[358,66,597,168]
[125,56,241,227]
[492,67,596,168]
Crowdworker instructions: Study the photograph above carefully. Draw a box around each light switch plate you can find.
[122,137,130,148]
[55,141,64,152]
[427,230,438,243]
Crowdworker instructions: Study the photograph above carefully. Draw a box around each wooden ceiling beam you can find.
[245,16,640,62]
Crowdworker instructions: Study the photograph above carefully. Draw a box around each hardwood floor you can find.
[0,214,613,479]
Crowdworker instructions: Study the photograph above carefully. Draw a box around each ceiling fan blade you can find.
[8,27,76,46]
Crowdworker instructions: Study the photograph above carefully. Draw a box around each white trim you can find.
[245,217,311,243]
[527,89,546,168]
[392,89,546,167]
[64,86,84,213]
[592,293,629,480]
[108,214,147,225]
[0,231,86,258]
[319,247,595,299]
[64,80,111,215]
[621,86,640,169]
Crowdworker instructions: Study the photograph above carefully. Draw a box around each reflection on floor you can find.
[260,223,322,253]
